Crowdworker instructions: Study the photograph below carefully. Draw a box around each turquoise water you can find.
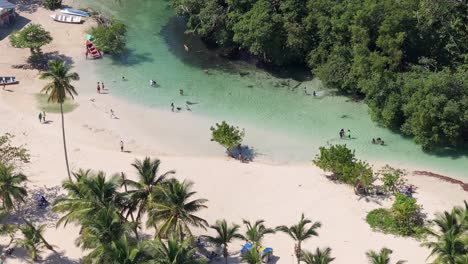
[80,0,467,178]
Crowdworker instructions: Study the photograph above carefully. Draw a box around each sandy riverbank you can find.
[0,2,467,263]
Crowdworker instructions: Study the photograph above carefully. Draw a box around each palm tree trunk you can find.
[60,103,72,181]
[296,242,301,264]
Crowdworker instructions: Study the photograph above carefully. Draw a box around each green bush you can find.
[378,165,406,194]
[313,145,374,188]
[366,194,425,237]
[89,20,127,55]
[43,0,62,10]
[210,121,245,154]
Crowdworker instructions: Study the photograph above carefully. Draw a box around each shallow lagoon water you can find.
[80,0,467,178]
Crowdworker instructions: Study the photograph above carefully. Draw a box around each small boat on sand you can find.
[61,8,90,17]
[86,40,101,59]
[0,77,18,85]
[50,14,82,24]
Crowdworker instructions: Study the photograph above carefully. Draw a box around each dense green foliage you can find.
[210,121,245,151]
[366,194,424,237]
[423,202,467,264]
[90,20,127,55]
[172,0,468,150]
[9,23,52,55]
[43,0,62,10]
[313,144,373,188]
[377,165,406,195]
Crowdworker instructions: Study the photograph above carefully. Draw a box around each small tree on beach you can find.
[241,246,263,264]
[0,162,27,211]
[40,60,79,181]
[210,121,245,156]
[300,247,335,264]
[90,20,127,55]
[204,219,243,264]
[9,24,52,58]
[276,214,322,264]
[313,144,355,179]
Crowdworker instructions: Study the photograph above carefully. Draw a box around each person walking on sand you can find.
[347,129,351,139]
[38,112,42,123]
[120,140,124,152]
[42,111,46,123]
[110,109,115,119]
[97,82,101,94]
[171,102,174,112]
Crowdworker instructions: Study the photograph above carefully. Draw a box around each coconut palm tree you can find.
[423,208,467,264]
[79,208,133,264]
[53,170,122,227]
[277,213,321,264]
[366,248,406,264]
[146,179,208,240]
[39,59,79,181]
[241,246,262,264]
[300,247,335,264]
[121,157,174,222]
[204,219,243,264]
[0,162,27,211]
[97,235,143,264]
[242,219,275,245]
[141,235,206,264]
[16,219,55,261]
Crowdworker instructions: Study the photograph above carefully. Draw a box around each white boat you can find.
[50,14,82,24]
[0,77,18,85]
[60,8,90,17]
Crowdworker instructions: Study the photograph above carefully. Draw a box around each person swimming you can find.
[150,79,155,86]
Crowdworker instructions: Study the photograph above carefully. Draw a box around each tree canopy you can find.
[173,0,468,150]
[9,23,52,55]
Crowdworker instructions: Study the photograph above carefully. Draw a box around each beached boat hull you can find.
[61,8,90,17]
[86,40,101,59]
[0,77,18,85]
[50,14,82,24]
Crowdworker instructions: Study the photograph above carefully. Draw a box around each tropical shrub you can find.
[313,145,374,188]
[43,0,62,10]
[90,20,127,55]
[210,121,245,154]
[377,165,406,195]
[366,194,425,237]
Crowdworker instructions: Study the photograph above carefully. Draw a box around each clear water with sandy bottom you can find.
[79,0,468,179]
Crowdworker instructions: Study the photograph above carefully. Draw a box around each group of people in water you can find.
[304,87,317,97]
[339,128,352,139]
[372,138,385,145]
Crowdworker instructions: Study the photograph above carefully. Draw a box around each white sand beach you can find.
[0,2,467,263]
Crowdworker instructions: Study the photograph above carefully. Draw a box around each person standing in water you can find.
[171,102,174,112]
[38,112,42,123]
[102,82,105,90]
[179,89,184,96]
[339,129,344,138]
[347,129,351,139]
[97,82,101,94]
[313,90,317,97]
